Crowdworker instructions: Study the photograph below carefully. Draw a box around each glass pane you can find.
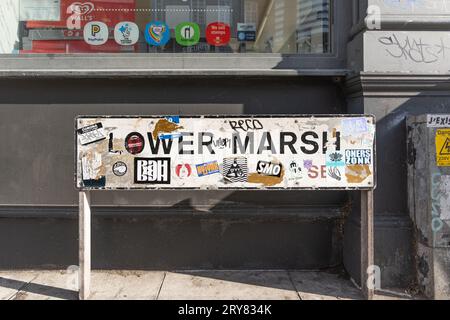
[0,0,331,55]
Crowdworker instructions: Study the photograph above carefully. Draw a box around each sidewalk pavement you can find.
[0,270,418,300]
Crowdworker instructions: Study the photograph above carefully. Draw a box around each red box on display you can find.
[22,0,136,54]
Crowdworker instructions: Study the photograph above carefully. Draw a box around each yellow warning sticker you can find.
[436,129,450,166]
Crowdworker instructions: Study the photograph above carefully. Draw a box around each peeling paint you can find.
[345,165,372,184]
[152,119,183,140]
[248,167,285,187]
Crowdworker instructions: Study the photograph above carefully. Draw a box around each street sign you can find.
[75,114,377,300]
[76,115,376,190]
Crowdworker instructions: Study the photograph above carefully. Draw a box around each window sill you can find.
[0,68,348,78]
[0,54,347,78]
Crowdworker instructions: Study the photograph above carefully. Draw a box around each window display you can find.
[0,0,331,54]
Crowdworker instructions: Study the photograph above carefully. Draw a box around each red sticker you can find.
[206,22,231,47]
[175,164,192,179]
[125,132,145,155]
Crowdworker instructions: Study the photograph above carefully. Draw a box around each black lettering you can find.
[280,132,298,154]
[229,119,264,131]
[322,132,328,154]
[178,133,194,155]
[245,119,253,130]
[198,132,215,154]
[108,132,113,152]
[300,131,319,155]
[253,120,264,130]
[233,132,255,154]
[147,133,174,154]
[229,121,239,131]
[257,132,276,154]
[335,131,341,151]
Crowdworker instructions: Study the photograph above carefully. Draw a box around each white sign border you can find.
[75,114,377,191]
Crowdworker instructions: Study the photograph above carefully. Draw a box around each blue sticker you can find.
[145,21,170,46]
[196,161,220,177]
[159,133,182,140]
[237,23,256,42]
[166,116,180,124]
[326,151,345,167]
[83,176,106,188]
[237,31,256,41]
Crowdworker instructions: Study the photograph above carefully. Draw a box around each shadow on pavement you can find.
[0,277,77,300]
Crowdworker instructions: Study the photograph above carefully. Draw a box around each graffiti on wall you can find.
[378,33,450,64]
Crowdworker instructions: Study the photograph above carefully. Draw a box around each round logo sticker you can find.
[125,132,145,155]
[114,21,139,46]
[206,22,231,47]
[84,21,109,46]
[112,161,128,176]
[145,21,170,46]
[175,164,192,179]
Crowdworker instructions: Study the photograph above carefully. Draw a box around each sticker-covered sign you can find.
[76,115,376,190]
[436,129,450,167]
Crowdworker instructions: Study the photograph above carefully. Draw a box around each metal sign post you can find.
[361,190,374,300]
[75,115,376,300]
[79,191,91,300]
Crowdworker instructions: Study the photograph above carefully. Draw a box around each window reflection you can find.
[0,0,331,54]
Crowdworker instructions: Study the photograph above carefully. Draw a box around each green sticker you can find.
[175,22,200,46]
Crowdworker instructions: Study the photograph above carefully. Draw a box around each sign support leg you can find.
[361,190,374,300]
[79,191,91,300]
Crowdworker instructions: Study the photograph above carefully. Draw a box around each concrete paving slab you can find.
[0,271,39,300]
[3,270,165,300]
[158,271,300,300]
[373,289,423,300]
[89,271,165,300]
[0,270,418,300]
[10,270,78,300]
[289,271,363,300]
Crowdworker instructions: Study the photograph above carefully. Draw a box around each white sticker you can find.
[19,0,60,21]
[77,123,106,145]
[342,118,369,136]
[84,21,109,46]
[81,152,102,180]
[237,23,256,32]
[0,0,19,54]
[114,21,139,46]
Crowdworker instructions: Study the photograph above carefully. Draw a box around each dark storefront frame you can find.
[1,0,422,294]
[0,1,350,76]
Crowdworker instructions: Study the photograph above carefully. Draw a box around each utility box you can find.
[407,115,450,300]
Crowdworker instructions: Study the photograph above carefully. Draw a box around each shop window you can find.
[0,0,331,55]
